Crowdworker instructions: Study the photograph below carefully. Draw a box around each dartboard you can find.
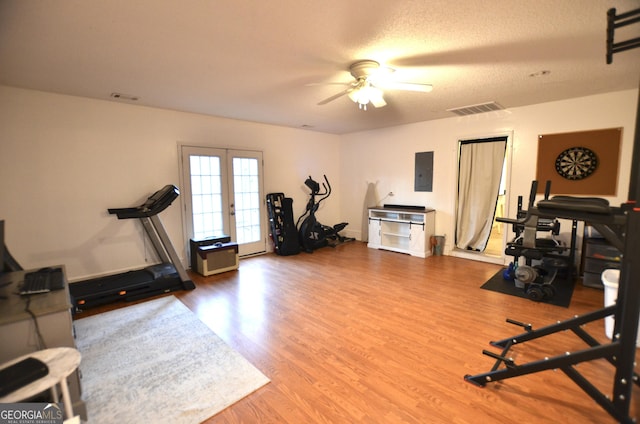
[555,146,598,180]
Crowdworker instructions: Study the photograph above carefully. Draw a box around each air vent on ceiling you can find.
[447,101,504,116]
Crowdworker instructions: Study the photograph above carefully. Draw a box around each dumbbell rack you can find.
[501,181,577,270]
[499,181,578,301]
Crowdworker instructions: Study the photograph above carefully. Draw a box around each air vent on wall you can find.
[110,92,139,101]
[447,101,504,116]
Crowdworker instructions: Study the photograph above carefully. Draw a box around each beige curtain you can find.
[456,138,507,251]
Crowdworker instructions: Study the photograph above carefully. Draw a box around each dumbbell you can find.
[526,283,556,301]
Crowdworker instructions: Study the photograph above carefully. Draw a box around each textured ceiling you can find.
[0,0,639,134]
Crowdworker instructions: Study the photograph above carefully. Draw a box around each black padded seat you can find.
[537,196,611,215]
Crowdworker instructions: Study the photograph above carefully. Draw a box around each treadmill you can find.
[70,185,195,308]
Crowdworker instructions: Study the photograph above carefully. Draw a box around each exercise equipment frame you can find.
[71,185,195,308]
[466,7,640,423]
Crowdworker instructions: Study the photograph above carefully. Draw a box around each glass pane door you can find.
[190,154,225,240]
[181,146,266,258]
[228,150,266,256]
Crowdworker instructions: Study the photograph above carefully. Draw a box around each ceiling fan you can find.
[317,60,433,110]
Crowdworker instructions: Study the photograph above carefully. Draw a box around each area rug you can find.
[74,296,269,423]
[480,268,576,307]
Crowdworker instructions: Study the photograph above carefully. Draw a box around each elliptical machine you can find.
[297,175,354,252]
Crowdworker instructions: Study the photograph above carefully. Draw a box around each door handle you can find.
[230,203,235,216]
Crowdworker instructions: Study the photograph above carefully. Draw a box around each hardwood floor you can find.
[75,242,639,423]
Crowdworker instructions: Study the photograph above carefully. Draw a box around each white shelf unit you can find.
[367,207,435,257]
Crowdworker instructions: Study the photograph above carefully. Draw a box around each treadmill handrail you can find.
[108,185,179,219]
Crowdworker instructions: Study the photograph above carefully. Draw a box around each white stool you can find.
[0,347,81,419]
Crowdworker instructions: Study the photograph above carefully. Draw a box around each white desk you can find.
[0,347,81,419]
[0,267,86,419]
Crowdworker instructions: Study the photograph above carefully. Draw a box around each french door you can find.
[180,145,266,257]
[455,136,507,252]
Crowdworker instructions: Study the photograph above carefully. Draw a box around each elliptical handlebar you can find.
[304,175,331,197]
[319,174,331,203]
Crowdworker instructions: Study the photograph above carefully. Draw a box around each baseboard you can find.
[450,248,506,265]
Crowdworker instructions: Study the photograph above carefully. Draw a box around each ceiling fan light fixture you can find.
[347,88,360,103]
[348,83,385,110]
[356,88,370,110]
[316,59,430,109]
[367,86,386,108]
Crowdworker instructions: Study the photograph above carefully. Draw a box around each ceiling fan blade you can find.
[306,82,352,87]
[371,65,395,77]
[375,81,433,92]
[317,88,353,105]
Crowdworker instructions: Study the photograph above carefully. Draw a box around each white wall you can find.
[339,89,639,256]
[0,86,341,280]
[2,86,637,280]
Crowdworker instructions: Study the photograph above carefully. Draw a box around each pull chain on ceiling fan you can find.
[316,60,433,110]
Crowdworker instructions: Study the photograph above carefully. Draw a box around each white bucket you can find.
[602,269,640,347]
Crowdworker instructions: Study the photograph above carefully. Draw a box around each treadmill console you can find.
[108,185,179,219]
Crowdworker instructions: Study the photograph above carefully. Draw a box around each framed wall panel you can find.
[415,151,434,192]
[535,128,622,195]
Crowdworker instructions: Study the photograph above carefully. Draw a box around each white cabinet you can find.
[368,217,382,247]
[367,207,435,257]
